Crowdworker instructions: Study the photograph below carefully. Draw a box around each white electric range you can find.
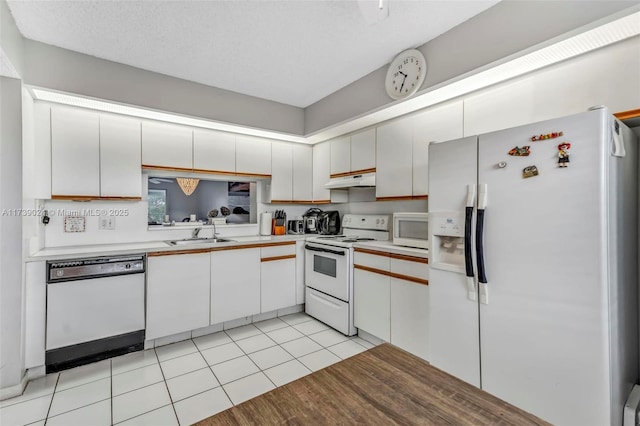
[304,214,390,335]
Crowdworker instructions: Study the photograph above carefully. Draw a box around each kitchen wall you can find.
[0,0,24,77]
[304,0,639,133]
[0,76,24,391]
[5,0,635,136]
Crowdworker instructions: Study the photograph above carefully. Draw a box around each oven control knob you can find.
[56,270,64,277]
[376,219,380,224]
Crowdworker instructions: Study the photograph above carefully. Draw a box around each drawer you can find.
[354,251,390,271]
[261,243,296,258]
[391,257,429,281]
[305,287,350,335]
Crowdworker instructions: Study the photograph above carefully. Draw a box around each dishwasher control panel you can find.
[47,255,145,283]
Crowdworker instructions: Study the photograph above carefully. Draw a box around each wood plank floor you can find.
[197,344,549,426]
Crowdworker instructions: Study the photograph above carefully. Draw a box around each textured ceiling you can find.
[7,0,499,108]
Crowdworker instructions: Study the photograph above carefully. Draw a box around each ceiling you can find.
[7,0,499,108]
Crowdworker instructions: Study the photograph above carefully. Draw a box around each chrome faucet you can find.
[192,227,202,238]
[212,223,217,239]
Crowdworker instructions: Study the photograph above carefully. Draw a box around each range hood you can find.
[325,172,376,189]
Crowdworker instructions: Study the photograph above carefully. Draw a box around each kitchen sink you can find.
[165,238,232,246]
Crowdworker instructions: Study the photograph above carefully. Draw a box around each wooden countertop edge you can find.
[614,108,640,121]
[355,247,428,264]
[354,264,428,286]
[330,168,376,179]
[261,254,296,262]
[148,240,296,256]
[52,195,142,201]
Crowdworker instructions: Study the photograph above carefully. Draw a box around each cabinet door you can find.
[390,278,429,361]
[261,258,296,312]
[100,114,142,198]
[295,241,305,305]
[235,135,271,175]
[25,261,46,369]
[292,145,313,202]
[141,121,193,170]
[376,118,413,199]
[412,102,463,196]
[330,136,350,176]
[353,268,390,341]
[193,129,236,173]
[350,128,376,172]
[312,142,330,202]
[210,248,261,324]
[51,106,100,196]
[270,143,293,202]
[146,253,210,340]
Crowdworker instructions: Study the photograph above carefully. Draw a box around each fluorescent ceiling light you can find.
[29,88,309,144]
[30,8,639,145]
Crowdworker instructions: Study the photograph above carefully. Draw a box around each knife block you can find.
[272,219,286,236]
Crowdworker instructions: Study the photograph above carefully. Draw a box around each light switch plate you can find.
[99,216,116,230]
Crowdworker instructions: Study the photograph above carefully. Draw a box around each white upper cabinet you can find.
[330,136,350,176]
[350,128,376,172]
[412,101,463,196]
[235,135,272,175]
[99,114,142,198]
[312,142,331,202]
[292,144,313,202]
[270,142,294,202]
[51,106,101,197]
[376,117,413,199]
[141,121,193,170]
[193,129,236,173]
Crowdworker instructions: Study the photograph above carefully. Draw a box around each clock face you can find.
[385,49,427,100]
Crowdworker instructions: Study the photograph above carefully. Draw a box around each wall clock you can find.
[385,49,427,100]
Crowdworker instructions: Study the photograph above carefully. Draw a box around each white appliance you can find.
[46,255,146,372]
[392,212,428,249]
[305,214,390,335]
[427,108,638,425]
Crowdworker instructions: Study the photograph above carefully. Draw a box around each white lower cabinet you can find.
[146,252,210,340]
[25,261,46,369]
[210,248,261,324]
[353,248,429,360]
[390,278,429,360]
[260,244,296,313]
[295,241,305,304]
[354,268,390,341]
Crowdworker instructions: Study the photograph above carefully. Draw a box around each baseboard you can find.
[0,372,29,401]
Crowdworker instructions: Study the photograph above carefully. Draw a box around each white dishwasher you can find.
[46,255,145,372]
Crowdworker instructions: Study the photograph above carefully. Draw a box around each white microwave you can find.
[393,212,429,249]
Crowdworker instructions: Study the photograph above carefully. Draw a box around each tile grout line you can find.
[199,335,235,407]
[226,329,280,390]
[42,373,60,425]
[110,359,113,426]
[153,347,181,426]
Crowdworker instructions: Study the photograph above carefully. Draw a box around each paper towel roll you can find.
[260,212,273,235]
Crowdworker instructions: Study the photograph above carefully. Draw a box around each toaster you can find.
[287,219,304,235]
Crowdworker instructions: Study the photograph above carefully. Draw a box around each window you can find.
[148,189,167,224]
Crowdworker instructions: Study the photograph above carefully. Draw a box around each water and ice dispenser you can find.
[429,212,465,273]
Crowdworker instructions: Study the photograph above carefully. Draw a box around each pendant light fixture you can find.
[176,177,200,196]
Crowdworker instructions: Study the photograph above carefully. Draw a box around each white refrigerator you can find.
[427,108,638,425]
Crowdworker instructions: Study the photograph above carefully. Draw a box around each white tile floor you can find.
[0,313,376,426]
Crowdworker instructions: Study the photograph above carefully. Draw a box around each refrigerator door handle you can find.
[476,184,489,305]
[465,184,476,301]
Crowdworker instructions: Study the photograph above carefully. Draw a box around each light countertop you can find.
[353,240,428,259]
[27,234,308,261]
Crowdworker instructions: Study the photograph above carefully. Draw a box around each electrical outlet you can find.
[99,217,116,230]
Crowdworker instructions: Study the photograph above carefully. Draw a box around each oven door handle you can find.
[304,245,346,256]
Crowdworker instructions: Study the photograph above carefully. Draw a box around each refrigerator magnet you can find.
[522,165,539,178]
[557,142,571,168]
[531,131,563,141]
[508,146,531,156]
